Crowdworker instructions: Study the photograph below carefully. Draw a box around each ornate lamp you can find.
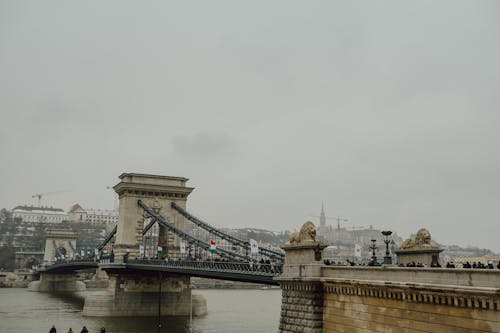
[381,230,393,264]
[369,239,378,265]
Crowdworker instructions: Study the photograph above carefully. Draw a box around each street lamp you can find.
[369,239,378,266]
[189,283,194,333]
[158,271,163,333]
[381,231,393,265]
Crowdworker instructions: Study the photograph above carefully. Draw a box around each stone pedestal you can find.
[276,241,327,333]
[395,247,443,267]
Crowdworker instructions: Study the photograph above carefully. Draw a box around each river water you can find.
[0,288,281,333]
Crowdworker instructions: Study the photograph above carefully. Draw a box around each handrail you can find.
[129,258,283,275]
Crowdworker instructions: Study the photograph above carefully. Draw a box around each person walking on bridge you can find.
[49,325,57,333]
[80,326,88,333]
[67,328,74,333]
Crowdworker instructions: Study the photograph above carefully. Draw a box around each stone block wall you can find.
[277,244,500,333]
[323,281,500,332]
[278,282,324,333]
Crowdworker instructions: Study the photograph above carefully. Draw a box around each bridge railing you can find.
[129,259,283,275]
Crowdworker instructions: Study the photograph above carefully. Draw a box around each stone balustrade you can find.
[276,242,500,333]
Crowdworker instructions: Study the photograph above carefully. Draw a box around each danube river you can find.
[0,288,281,333]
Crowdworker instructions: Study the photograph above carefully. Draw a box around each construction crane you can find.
[334,216,348,229]
[32,190,69,206]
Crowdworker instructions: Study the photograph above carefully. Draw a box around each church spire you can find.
[320,202,326,227]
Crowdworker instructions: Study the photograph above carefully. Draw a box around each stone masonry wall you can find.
[323,280,500,333]
[278,282,324,333]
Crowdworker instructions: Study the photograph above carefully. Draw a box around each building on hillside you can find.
[11,205,68,223]
[68,203,118,225]
[315,204,403,248]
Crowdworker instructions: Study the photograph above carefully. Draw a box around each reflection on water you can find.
[0,288,281,333]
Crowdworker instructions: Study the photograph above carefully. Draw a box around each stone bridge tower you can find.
[83,173,205,317]
[43,230,78,263]
[112,173,194,261]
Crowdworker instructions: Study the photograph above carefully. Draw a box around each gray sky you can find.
[1,1,499,252]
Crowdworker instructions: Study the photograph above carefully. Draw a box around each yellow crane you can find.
[32,190,69,206]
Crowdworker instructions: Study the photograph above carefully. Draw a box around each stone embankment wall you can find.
[323,276,499,332]
[276,243,500,333]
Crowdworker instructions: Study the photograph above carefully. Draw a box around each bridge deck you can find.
[100,260,281,285]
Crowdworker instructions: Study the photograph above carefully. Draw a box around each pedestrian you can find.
[67,328,74,333]
[80,326,88,333]
[49,325,57,333]
[100,326,106,333]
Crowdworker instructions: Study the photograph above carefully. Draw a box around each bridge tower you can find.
[83,173,206,317]
[112,173,194,261]
[43,229,78,263]
[29,230,83,292]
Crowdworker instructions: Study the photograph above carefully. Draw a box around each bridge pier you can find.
[276,240,327,333]
[28,272,86,292]
[83,272,207,317]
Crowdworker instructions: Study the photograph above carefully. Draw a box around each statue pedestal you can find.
[280,242,327,278]
[395,247,443,267]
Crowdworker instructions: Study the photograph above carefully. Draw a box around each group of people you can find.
[50,325,105,333]
[446,261,500,269]
[324,259,357,266]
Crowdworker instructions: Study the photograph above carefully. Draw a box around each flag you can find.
[139,245,144,256]
[209,240,217,254]
[94,249,98,256]
[250,239,259,254]
[157,243,163,254]
[180,242,186,254]
[354,244,362,258]
[81,250,84,257]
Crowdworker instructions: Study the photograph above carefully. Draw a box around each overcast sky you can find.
[1,1,499,252]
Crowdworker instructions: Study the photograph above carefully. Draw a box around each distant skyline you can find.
[1,1,499,252]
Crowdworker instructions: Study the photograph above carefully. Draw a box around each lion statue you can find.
[415,228,431,247]
[288,221,317,245]
[400,228,432,249]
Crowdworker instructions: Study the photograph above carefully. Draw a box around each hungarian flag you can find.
[209,240,217,254]
[157,242,163,254]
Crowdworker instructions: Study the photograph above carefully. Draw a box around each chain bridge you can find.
[31,173,500,332]
[34,173,284,317]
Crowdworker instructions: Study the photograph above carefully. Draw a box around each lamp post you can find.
[158,271,162,333]
[189,283,194,333]
[369,239,378,266]
[381,230,393,265]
